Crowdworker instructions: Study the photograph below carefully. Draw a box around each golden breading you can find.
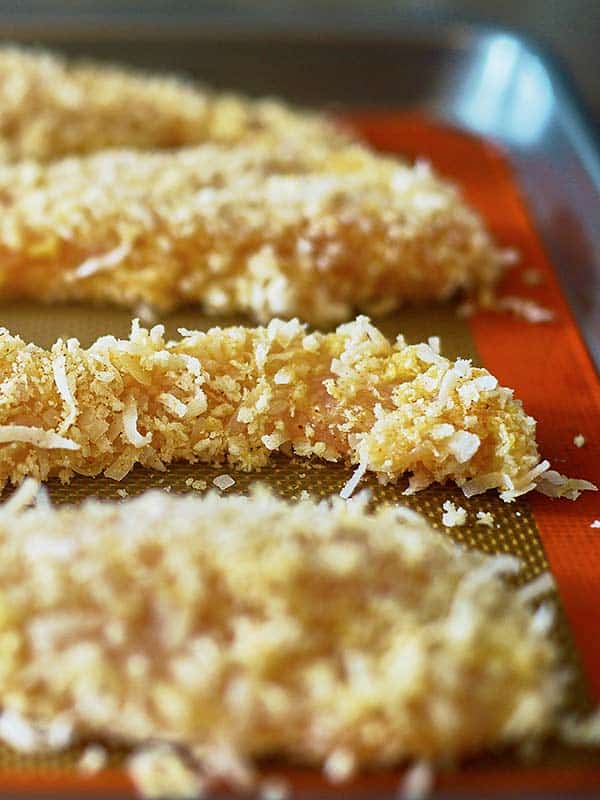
[0,317,592,500]
[0,143,507,324]
[0,483,563,787]
[0,46,350,162]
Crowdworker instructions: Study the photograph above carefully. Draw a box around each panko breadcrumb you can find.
[127,745,202,800]
[78,744,108,775]
[476,511,495,528]
[441,500,467,527]
[399,760,434,800]
[0,482,565,790]
[0,46,350,162]
[0,317,594,501]
[0,144,507,324]
[213,474,235,491]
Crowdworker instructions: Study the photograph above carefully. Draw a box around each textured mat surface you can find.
[0,112,598,794]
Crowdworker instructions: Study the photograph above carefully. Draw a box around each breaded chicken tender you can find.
[0,46,349,162]
[0,317,592,500]
[0,483,563,789]
[0,143,507,323]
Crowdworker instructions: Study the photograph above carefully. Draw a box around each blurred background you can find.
[0,0,598,123]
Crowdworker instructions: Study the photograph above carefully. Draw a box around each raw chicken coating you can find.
[0,46,349,162]
[0,317,591,500]
[0,483,563,786]
[0,142,506,323]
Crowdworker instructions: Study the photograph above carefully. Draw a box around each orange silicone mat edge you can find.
[347,111,600,701]
[3,762,600,797]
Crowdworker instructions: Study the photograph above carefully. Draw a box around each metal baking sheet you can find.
[0,12,599,800]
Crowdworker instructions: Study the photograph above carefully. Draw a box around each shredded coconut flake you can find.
[340,458,368,500]
[159,393,188,419]
[476,511,495,528]
[52,350,78,432]
[518,572,555,604]
[427,336,441,354]
[0,425,79,450]
[535,469,597,501]
[70,241,131,280]
[122,399,152,448]
[573,434,586,448]
[562,710,600,747]
[3,477,45,514]
[590,520,600,529]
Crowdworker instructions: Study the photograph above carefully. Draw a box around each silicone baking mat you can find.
[0,113,599,796]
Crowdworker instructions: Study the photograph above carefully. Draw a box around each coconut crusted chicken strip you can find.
[0,46,350,162]
[0,143,507,324]
[0,483,563,793]
[0,317,593,501]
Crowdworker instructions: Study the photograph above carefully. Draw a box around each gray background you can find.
[0,1,598,122]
